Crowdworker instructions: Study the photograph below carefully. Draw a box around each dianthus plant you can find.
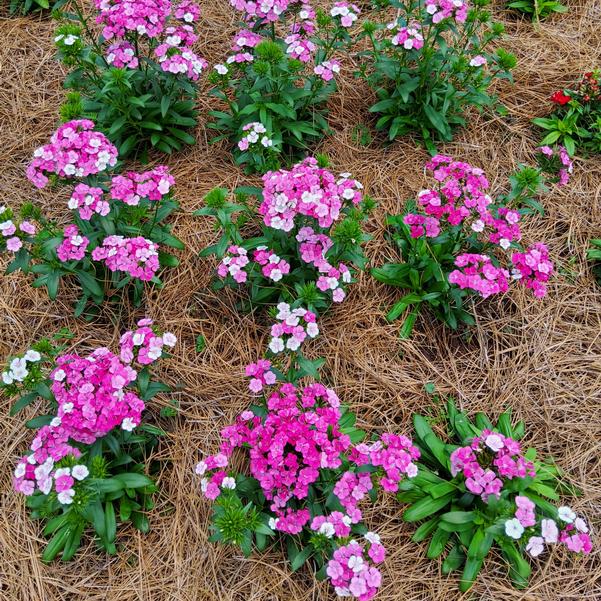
[357,0,516,148]
[54,0,206,158]
[398,396,592,591]
[196,355,420,600]
[372,154,560,337]
[207,0,357,173]
[1,120,182,315]
[197,157,373,323]
[534,69,601,156]
[4,319,176,561]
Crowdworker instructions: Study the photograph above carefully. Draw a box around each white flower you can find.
[50,417,62,428]
[2,371,13,385]
[526,536,545,557]
[200,478,208,493]
[14,463,26,478]
[558,506,576,523]
[484,434,504,452]
[72,465,89,481]
[286,337,301,351]
[335,587,351,597]
[319,522,335,538]
[39,478,52,495]
[406,462,418,478]
[121,417,137,432]
[574,517,589,533]
[221,476,236,490]
[53,369,66,382]
[133,332,145,346]
[268,517,278,530]
[24,350,41,362]
[10,357,28,381]
[57,489,75,505]
[54,467,71,478]
[504,518,524,539]
[306,323,319,338]
[162,332,177,347]
[471,219,485,233]
[541,518,558,543]
[195,460,207,476]
[214,64,228,75]
[276,302,291,319]
[364,531,380,545]
[499,238,511,250]
[62,402,74,413]
[269,337,285,354]
[347,555,364,573]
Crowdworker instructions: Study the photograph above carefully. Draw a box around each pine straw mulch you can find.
[0,1,600,599]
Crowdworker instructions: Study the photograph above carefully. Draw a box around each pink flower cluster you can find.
[268,303,319,353]
[424,0,468,24]
[232,29,262,51]
[326,540,382,600]
[155,45,207,80]
[106,41,139,68]
[217,245,250,283]
[350,434,420,492]
[110,166,175,206]
[448,254,510,299]
[91,235,159,281]
[1,217,36,253]
[119,317,177,365]
[253,246,291,282]
[511,243,554,299]
[229,0,291,22]
[330,2,360,27]
[237,122,273,151]
[68,183,110,220]
[260,157,363,231]
[94,0,172,40]
[285,33,316,62]
[538,145,574,186]
[406,155,555,299]
[450,430,536,502]
[174,0,200,22]
[27,120,118,189]
[245,358,277,393]
[197,380,349,517]
[389,22,424,50]
[504,500,592,558]
[316,262,352,303]
[13,319,175,503]
[57,225,90,263]
[314,59,341,81]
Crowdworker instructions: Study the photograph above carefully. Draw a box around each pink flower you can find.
[6,237,22,252]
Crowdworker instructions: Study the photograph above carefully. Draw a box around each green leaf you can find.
[403,493,455,522]
[61,523,84,561]
[113,473,154,489]
[76,270,104,300]
[10,391,39,416]
[442,544,466,574]
[291,545,313,571]
[426,526,451,559]
[105,501,117,543]
[42,527,71,563]
[424,104,449,137]
[411,517,440,542]
[160,96,171,118]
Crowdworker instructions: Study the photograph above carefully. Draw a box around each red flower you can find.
[551,90,571,105]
